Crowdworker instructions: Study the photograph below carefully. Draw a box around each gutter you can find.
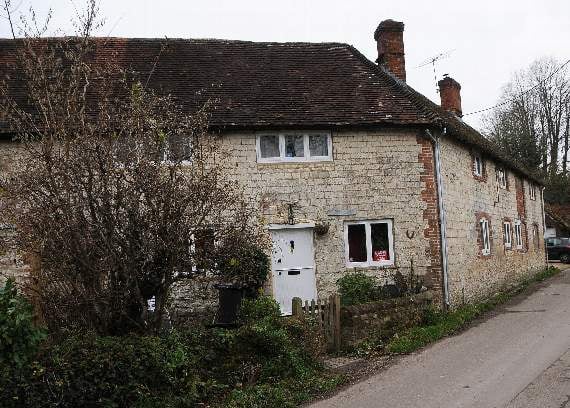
[425,128,450,307]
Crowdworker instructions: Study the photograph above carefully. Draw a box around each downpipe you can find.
[541,186,548,265]
[425,128,450,308]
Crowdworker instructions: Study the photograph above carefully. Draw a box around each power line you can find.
[463,58,570,116]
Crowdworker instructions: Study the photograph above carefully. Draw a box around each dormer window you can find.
[496,168,507,189]
[473,155,483,177]
[529,182,536,200]
[256,132,332,163]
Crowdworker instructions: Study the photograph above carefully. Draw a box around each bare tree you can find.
[484,58,570,178]
[0,1,267,335]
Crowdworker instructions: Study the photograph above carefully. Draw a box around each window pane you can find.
[371,222,390,261]
[347,224,367,262]
[481,221,489,251]
[285,134,304,158]
[309,134,329,157]
[167,133,192,162]
[260,135,280,158]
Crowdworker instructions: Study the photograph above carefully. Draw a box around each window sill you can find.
[346,262,396,269]
[257,157,333,164]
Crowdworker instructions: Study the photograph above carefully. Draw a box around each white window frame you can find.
[344,219,395,268]
[480,218,491,255]
[503,221,512,249]
[473,155,483,177]
[529,182,536,200]
[256,131,333,163]
[514,220,523,249]
[496,168,507,189]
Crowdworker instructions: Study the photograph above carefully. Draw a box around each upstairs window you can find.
[496,168,507,189]
[514,221,523,249]
[529,182,536,200]
[162,133,193,164]
[256,132,332,163]
[473,155,483,177]
[345,220,394,267]
[503,221,512,249]
[480,218,491,255]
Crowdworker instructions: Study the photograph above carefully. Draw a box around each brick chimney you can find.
[374,19,406,82]
[438,76,462,117]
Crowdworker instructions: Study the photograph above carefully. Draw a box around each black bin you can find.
[213,283,246,327]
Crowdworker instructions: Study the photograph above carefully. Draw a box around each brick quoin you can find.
[416,134,443,304]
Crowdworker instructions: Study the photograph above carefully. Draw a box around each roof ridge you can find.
[0,36,351,47]
[344,44,542,184]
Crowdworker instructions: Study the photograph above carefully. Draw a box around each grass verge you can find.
[386,266,560,354]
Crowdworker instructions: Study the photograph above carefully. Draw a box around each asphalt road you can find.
[311,269,570,408]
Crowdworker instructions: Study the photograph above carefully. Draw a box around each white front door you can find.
[270,227,317,314]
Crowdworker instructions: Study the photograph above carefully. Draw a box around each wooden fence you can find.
[291,294,341,352]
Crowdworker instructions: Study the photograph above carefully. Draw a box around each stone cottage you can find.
[0,19,547,313]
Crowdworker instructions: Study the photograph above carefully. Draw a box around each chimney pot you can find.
[438,76,462,117]
[374,19,406,82]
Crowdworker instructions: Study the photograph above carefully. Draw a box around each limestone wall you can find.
[439,135,546,305]
[219,128,440,298]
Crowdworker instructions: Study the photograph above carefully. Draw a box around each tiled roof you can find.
[0,37,541,183]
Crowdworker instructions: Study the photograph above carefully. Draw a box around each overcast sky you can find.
[2,0,569,130]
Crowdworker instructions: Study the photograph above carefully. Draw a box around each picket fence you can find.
[291,294,341,352]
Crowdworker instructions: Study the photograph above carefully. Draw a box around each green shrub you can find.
[238,295,281,324]
[0,294,337,407]
[0,279,46,369]
[217,244,270,291]
[0,332,205,408]
[337,273,378,306]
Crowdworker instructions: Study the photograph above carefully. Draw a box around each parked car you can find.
[546,237,570,263]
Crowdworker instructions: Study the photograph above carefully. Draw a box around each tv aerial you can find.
[415,49,455,93]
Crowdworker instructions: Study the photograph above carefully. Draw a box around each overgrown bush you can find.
[217,243,271,292]
[1,332,206,408]
[338,264,425,306]
[0,279,45,369]
[1,295,336,408]
[337,273,379,306]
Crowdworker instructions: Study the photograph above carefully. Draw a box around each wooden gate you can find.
[291,294,341,352]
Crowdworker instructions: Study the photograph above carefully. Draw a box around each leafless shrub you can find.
[0,1,267,335]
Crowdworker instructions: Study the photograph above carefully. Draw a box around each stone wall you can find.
[169,276,219,325]
[439,135,546,305]
[0,141,29,287]
[219,128,440,298]
[340,291,434,349]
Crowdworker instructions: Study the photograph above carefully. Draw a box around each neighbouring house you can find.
[544,204,570,238]
[0,19,547,314]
